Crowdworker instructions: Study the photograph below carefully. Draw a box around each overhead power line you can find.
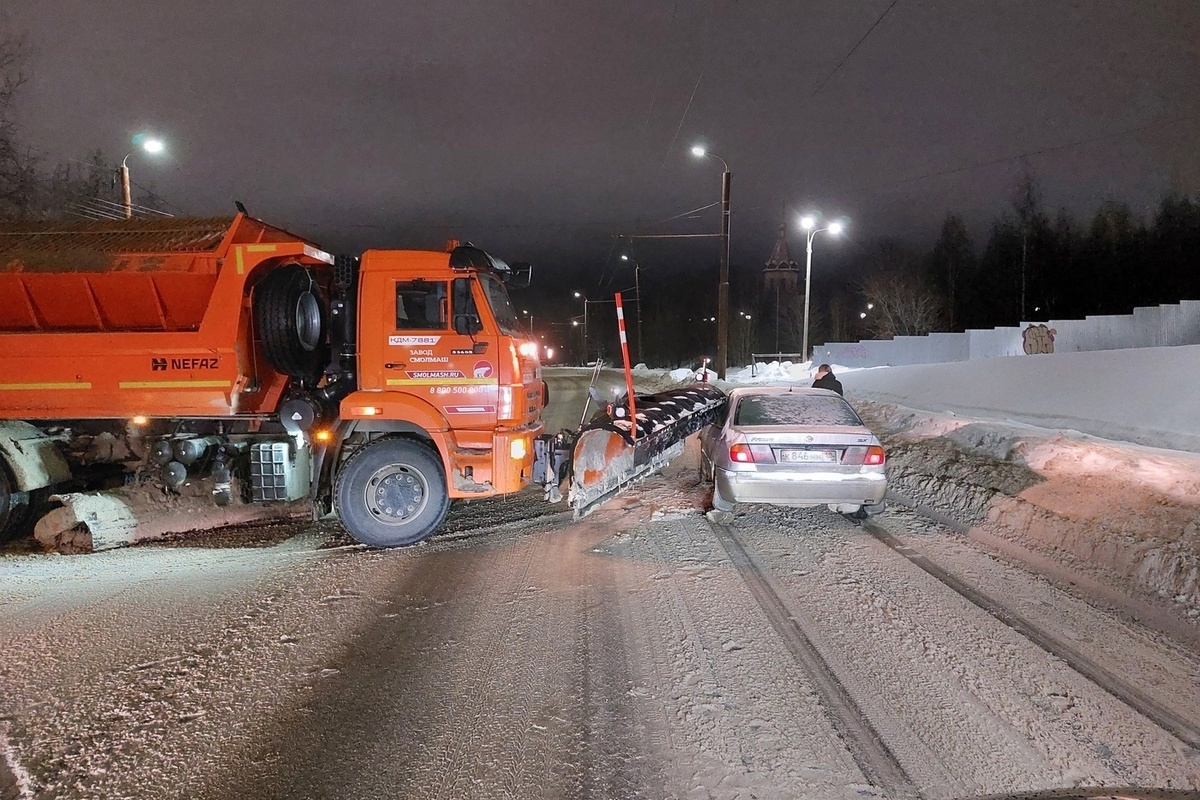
[866,111,1200,193]
[809,0,901,99]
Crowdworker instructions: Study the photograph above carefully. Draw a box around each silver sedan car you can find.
[699,387,887,516]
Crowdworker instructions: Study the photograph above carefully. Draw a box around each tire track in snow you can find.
[1,721,33,800]
[860,519,1200,752]
[707,520,919,799]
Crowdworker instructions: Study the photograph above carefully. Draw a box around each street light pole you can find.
[574,292,589,364]
[621,255,645,365]
[119,156,133,220]
[691,145,732,379]
[802,230,815,361]
[799,215,846,363]
[119,136,166,220]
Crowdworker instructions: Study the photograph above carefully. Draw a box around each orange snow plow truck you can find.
[0,214,553,550]
[0,215,729,551]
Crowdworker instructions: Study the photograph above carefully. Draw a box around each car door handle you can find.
[384,363,406,369]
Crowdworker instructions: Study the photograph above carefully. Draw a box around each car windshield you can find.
[733,393,863,427]
[479,273,521,336]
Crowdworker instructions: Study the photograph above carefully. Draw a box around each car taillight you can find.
[730,444,754,463]
[864,445,886,466]
[729,444,774,463]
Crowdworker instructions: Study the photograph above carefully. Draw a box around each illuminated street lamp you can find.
[798,214,846,362]
[120,134,166,220]
[690,144,732,379]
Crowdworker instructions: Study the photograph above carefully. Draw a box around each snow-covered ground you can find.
[3,362,1199,799]
[672,347,1200,617]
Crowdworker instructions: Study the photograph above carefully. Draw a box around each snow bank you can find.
[832,345,1200,454]
[677,344,1199,453]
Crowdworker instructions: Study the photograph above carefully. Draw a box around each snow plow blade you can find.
[568,384,727,517]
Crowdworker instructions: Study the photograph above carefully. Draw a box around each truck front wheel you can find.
[334,438,450,547]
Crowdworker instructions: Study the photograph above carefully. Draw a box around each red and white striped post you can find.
[614,292,637,440]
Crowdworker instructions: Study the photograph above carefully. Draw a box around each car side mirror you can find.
[454,314,483,336]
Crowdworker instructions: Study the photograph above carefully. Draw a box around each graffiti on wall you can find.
[1022,324,1057,354]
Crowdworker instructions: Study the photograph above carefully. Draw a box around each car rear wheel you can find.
[711,478,735,513]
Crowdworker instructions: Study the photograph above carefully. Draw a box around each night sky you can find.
[7,1,1199,283]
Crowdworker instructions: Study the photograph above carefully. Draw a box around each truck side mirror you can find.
[509,261,533,289]
[454,314,483,336]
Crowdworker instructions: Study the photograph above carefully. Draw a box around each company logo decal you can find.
[473,360,494,378]
[405,369,466,380]
[389,335,441,347]
[150,357,219,371]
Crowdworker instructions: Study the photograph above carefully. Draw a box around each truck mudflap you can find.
[567,384,727,517]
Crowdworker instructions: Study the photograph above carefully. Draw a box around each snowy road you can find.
[2,373,1199,799]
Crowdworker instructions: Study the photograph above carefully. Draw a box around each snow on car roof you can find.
[732,390,864,427]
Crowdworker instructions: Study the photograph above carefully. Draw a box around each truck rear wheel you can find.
[253,265,328,382]
[334,438,450,548]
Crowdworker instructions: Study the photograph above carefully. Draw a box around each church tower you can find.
[762,222,801,353]
[762,223,799,292]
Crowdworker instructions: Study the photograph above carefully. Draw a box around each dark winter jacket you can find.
[812,372,844,395]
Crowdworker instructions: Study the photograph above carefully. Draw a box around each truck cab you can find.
[329,244,545,546]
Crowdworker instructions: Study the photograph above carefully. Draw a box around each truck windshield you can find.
[479,274,522,335]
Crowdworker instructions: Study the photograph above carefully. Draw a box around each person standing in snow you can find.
[812,364,843,395]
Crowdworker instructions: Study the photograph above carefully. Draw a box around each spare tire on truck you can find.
[334,438,451,548]
[253,265,328,382]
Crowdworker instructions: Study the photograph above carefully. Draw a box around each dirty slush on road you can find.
[4,424,1200,799]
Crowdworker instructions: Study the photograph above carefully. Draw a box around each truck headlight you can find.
[498,386,516,420]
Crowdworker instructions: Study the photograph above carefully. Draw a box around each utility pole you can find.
[690,146,732,380]
[635,261,644,365]
[717,168,731,379]
[1021,228,1028,321]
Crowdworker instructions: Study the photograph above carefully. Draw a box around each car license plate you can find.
[779,449,836,464]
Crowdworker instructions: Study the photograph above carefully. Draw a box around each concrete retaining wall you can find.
[816,300,1200,368]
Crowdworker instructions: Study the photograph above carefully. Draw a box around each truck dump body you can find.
[0,215,332,419]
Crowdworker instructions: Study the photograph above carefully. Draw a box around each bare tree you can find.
[730,312,757,366]
[860,271,946,338]
[0,30,32,217]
